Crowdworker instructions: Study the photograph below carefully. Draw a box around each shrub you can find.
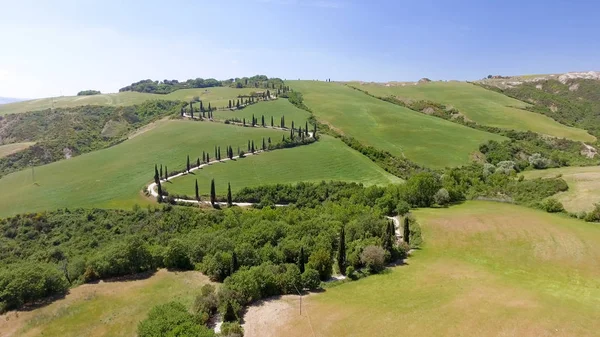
[528,153,550,169]
[360,246,386,273]
[345,266,355,280]
[433,188,450,206]
[584,204,600,222]
[193,284,218,322]
[540,198,565,213]
[137,301,215,337]
[395,200,410,216]
[301,269,321,290]
[164,239,193,270]
[495,161,516,175]
[0,263,69,312]
[308,248,332,281]
[220,322,244,337]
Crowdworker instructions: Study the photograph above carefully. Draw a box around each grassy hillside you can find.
[288,81,505,168]
[0,270,209,337]
[213,98,310,127]
[0,121,284,217]
[524,166,600,213]
[263,201,600,336]
[0,142,35,159]
[168,135,402,197]
[0,87,259,115]
[353,82,594,142]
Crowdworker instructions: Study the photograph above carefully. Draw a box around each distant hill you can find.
[0,97,25,105]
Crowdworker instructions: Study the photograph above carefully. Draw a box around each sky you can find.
[0,0,598,98]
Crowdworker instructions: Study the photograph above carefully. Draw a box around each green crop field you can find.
[0,270,210,337]
[167,135,401,197]
[0,87,259,115]
[354,81,594,142]
[0,142,35,158]
[0,121,285,217]
[288,81,505,168]
[263,201,600,336]
[213,99,310,127]
[524,166,600,213]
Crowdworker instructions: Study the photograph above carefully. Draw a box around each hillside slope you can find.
[288,81,505,168]
[353,81,594,142]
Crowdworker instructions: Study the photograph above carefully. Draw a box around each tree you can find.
[243,118,246,127]
[228,99,232,109]
[186,155,190,173]
[164,165,168,181]
[382,221,394,255]
[360,245,386,273]
[271,116,274,127]
[406,172,441,207]
[308,248,332,281]
[208,103,212,112]
[305,121,309,136]
[200,101,204,112]
[231,251,238,274]
[190,102,194,119]
[227,182,232,207]
[262,138,266,151]
[251,140,255,153]
[261,115,265,127]
[157,181,163,203]
[282,115,285,128]
[154,164,159,185]
[217,147,221,161]
[290,128,294,140]
[291,121,295,130]
[247,140,251,152]
[337,226,346,275]
[236,99,240,108]
[214,146,218,161]
[206,153,210,163]
[252,114,256,127]
[195,179,199,200]
[202,151,206,163]
[210,179,216,206]
[298,247,305,273]
[313,123,317,137]
[434,188,450,206]
[159,165,163,179]
[403,217,410,245]
[196,158,200,167]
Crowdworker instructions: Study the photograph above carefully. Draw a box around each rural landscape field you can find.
[1,1,600,336]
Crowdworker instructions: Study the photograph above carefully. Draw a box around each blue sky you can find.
[1,0,598,98]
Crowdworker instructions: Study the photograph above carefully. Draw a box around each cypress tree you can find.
[271,116,274,127]
[210,179,216,206]
[262,138,266,150]
[251,140,255,153]
[261,115,265,127]
[195,179,199,200]
[207,153,210,163]
[214,146,218,160]
[164,165,168,181]
[268,137,271,144]
[231,251,238,273]
[382,221,394,254]
[403,217,410,245]
[208,103,212,112]
[305,121,309,136]
[290,128,293,140]
[282,134,285,142]
[227,182,232,207]
[200,101,204,112]
[223,301,236,322]
[228,100,232,108]
[292,121,294,130]
[157,181,163,203]
[313,123,317,137]
[154,164,159,184]
[282,115,285,128]
[190,103,194,118]
[243,118,246,126]
[247,140,251,152]
[298,247,305,273]
[160,165,163,179]
[202,151,206,163]
[197,158,200,167]
[252,114,256,126]
[338,226,347,275]
[236,99,240,108]
[218,146,221,160]
[186,155,190,173]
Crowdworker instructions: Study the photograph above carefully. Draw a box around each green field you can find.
[0,121,284,217]
[266,201,600,336]
[168,135,401,197]
[354,81,594,142]
[0,87,259,115]
[0,142,35,158]
[524,166,600,213]
[288,81,505,168]
[0,270,210,337]
[213,99,310,127]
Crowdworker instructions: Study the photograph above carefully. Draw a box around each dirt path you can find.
[243,295,312,337]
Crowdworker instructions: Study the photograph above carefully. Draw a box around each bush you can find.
[345,266,356,280]
[360,246,386,273]
[433,188,450,206]
[164,239,193,270]
[193,284,218,323]
[308,248,332,281]
[220,322,244,337]
[0,263,69,312]
[137,301,215,337]
[395,200,410,216]
[540,198,565,213]
[528,153,550,169]
[584,204,600,222]
[301,269,321,290]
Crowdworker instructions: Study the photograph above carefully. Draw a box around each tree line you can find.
[119,75,285,94]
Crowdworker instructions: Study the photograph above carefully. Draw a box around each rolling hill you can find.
[0,87,260,115]
[288,81,506,168]
[352,81,594,142]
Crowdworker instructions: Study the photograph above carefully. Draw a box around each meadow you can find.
[252,201,600,337]
[288,81,505,168]
[167,135,402,197]
[213,98,310,127]
[0,120,284,217]
[524,166,600,213]
[354,81,594,142]
[0,270,210,337]
[0,87,259,115]
[0,142,35,159]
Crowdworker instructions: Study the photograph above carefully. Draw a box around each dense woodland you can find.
[119,75,285,94]
[0,100,182,177]
[76,90,101,96]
